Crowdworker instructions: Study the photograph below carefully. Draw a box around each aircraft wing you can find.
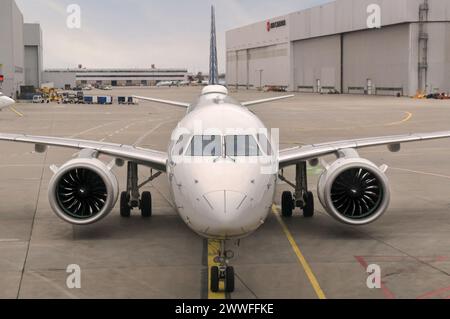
[279,131,450,168]
[133,95,190,109]
[0,133,168,172]
[242,95,295,107]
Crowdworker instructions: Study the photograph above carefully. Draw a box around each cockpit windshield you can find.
[184,134,271,158]
[186,135,222,157]
[225,135,261,157]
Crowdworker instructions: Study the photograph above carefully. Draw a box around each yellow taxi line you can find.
[273,206,327,299]
[207,239,226,299]
[9,106,24,117]
[386,111,413,126]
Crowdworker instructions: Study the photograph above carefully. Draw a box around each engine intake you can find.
[318,157,390,225]
[48,158,119,225]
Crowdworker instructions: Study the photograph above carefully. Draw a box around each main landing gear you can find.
[279,162,315,218]
[210,240,235,293]
[120,162,161,218]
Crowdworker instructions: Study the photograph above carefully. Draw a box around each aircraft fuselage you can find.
[167,87,278,240]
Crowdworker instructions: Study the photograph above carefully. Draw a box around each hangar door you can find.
[25,46,39,88]
[293,35,341,92]
[248,44,289,88]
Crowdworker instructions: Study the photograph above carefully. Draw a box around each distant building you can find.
[43,68,189,88]
[226,0,450,96]
[2,1,188,94]
[0,0,43,97]
[0,0,25,98]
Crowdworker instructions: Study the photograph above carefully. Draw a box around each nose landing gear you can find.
[210,240,235,293]
[120,162,161,218]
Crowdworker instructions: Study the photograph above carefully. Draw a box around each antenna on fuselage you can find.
[209,5,219,85]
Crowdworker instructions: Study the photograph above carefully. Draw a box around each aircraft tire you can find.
[211,266,220,292]
[281,191,294,217]
[303,191,315,218]
[120,192,131,218]
[141,192,152,218]
[225,266,235,293]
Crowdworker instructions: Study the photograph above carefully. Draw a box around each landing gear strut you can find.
[279,161,315,218]
[210,240,235,293]
[120,162,161,218]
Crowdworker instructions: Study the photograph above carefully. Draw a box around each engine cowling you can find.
[48,158,119,225]
[317,157,390,225]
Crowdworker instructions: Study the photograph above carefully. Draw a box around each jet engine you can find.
[317,150,390,225]
[48,158,119,225]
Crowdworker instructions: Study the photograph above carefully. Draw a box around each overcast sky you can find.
[16,0,331,73]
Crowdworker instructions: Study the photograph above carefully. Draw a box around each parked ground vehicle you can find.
[32,95,50,103]
[32,95,43,103]
[60,92,81,104]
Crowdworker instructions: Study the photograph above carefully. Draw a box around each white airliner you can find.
[0,92,15,111]
[1,7,450,293]
[156,81,176,87]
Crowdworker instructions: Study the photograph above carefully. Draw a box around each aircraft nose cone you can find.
[200,190,253,238]
[203,190,248,217]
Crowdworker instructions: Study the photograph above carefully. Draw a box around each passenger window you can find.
[187,135,222,157]
[225,135,261,157]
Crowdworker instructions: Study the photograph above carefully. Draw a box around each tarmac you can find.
[0,86,449,299]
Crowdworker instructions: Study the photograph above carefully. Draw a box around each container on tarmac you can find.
[118,96,126,104]
[84,96,93,104]
[97,96,112,105]
[127,97,138,105]
[97,96,107,105]
[119,96,138,105]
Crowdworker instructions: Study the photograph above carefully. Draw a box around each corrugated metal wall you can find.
[293,35,341,91]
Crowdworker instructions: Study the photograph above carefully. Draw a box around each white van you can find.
[32,95,43,103]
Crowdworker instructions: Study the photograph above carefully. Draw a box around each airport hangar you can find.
[0,0,43,98]
[226,0,450,97]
